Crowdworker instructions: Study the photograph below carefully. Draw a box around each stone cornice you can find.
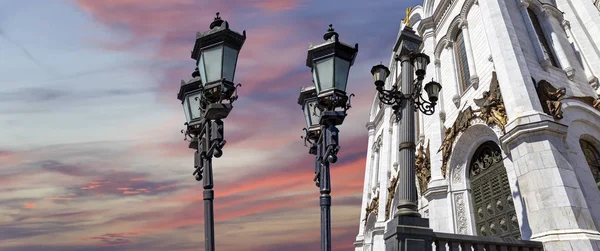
[373,106,385,132]
[500,119,568,150]
[417,17,436,38]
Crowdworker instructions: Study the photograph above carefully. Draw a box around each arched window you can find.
[527,8,558,67]
[579,139,600,189]
[469,141,521,239]
[454,30,471,91]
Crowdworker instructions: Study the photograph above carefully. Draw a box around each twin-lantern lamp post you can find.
[175,13,441,251]
[298,25,441,251]
[177,13,245,251]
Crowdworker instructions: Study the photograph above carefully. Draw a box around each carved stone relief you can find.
[439,72,507,179]
[455,193,468,234]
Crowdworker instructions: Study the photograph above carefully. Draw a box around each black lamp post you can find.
[177,12,245,251]
[298,24,358,251]
[374,26,441,251]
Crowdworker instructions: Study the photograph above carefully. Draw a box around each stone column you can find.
[458,20,480,89]
[434,59,447,122]
[356,122,377,241]
[562,20,600,91]
[377,114,393,222]
[517,1,553,70]
[371,151,380,194]
[539,9,576,79]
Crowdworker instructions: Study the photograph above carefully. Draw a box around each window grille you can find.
[579,139,600,189]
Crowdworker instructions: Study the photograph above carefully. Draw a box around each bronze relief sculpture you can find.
[536,80,566,119]
[364,190,380,225]
[416,140,431,197]
[439,72,507,177]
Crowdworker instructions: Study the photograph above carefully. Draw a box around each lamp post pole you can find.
[299,24,358,251]
[177,12,245,251]
[370,26,442,251]
[396,53,419,217]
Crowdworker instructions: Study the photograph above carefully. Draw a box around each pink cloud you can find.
[44,197,74,201]
[89,232,140,246]
[24,203,35,209]
[253,0,304,12]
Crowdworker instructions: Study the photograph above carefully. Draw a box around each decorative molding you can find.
[470,147,503,177]
[366,122,376,133]
[589,76,599,90]
[372,134,383,153]
[565,67,576,80]
[439,72,507,178]
[470,75,480,90]
[455,193,468,234]
[416,140,431,197]
[452,94,461,107]
[439,110,447,122]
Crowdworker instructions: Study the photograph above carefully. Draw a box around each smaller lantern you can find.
[298,86,321,130]
[412,53,430,80]
[178,69,205,127]
[371,64,390,88]
[424,80,442,103]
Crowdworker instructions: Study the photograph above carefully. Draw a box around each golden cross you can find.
[404,7,413,27]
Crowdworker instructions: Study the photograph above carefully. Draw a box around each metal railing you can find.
[432,232,544,251]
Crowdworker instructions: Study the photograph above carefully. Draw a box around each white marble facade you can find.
[354,0,600,250]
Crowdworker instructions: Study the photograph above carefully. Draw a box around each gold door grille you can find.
[470,141,521,240]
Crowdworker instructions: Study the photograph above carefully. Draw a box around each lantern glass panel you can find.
[222,45,239,82]
[183,96,191,123]
[201,45,223,83]
[334,57,350,93]
[308,100,320,127]
[315,57,334,93]
[303,103,311,128]
[199,54,207,84]
[186,91,203,121]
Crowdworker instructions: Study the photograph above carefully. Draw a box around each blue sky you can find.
[0,0,420,250]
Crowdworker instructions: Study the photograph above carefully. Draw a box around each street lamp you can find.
[177,12,245,251]
[375,26,441,251]
[299,24,358,251]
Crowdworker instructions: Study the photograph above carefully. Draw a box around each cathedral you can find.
[354,0,600,250]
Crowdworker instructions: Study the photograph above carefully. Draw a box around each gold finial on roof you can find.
[403,7,413,27]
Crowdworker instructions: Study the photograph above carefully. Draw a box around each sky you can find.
[0,0,419,250]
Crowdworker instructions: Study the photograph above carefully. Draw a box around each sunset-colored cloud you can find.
[1,0,412,250]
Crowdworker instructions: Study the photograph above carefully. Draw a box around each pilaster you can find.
[356,122,377,242]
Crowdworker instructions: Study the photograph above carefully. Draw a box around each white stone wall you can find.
[355,0,600,250]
